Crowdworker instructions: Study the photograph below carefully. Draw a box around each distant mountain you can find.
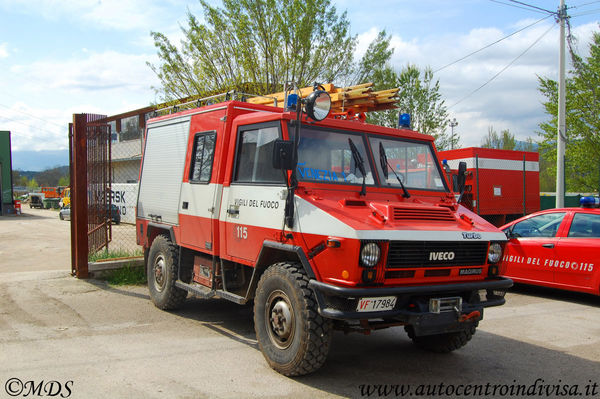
[11,150,69,171]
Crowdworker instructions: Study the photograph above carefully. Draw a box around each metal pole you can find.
[523,155,527,215]
[450,118,458,150]
[476,155,480,214]
[556,0,567,208]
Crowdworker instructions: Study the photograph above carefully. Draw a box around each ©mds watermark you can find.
[4,378,73,398]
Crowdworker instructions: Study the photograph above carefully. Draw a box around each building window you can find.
[190,132,216,183]
[108,121,118,142]
[121,115,140,141]
[234,124,283,184]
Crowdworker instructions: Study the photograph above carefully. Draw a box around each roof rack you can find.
[152,91,279,116]
[152,82,400,117]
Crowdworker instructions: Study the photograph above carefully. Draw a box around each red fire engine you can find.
[136,84,512,376]
[438,147,540,227]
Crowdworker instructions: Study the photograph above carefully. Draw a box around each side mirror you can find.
[457,161,467,194]
[272,139,295,170]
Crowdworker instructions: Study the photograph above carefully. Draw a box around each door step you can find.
[175,281,247,304]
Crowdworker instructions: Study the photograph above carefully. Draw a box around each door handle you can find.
[542,243,554,248]
[227,206,239,216]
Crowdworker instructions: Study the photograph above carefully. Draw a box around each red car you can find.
[500,198,600,296]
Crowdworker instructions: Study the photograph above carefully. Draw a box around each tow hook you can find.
[458,310,481,322]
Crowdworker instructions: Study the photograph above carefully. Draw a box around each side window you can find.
[568,213,600,238]
[511,212,566,238]
[189,132,216,183]
[234,125,283,184]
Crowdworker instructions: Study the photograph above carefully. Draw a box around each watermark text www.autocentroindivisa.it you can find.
[4,378,73,398]
[358,379,599,397]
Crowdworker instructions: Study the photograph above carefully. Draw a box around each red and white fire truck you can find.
[136,84,512,376]
[438,147,540,227]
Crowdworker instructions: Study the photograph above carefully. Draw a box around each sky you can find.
[1,0,599,169]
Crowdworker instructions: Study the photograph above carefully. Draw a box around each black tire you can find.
[254,262,332,376]
[147,235,187,310]
[405,322,478,353]
[59,213,64,220]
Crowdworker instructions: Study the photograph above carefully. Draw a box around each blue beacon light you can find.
[398,113,411,128]
[580,196,600,208]
[286,94,299,111]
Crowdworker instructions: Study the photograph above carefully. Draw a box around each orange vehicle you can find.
[40,186,63,199]
[136,84,512,376]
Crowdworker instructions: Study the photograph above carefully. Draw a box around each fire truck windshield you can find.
[294,125,447,192]
[296,126,375,185]
[369,135,447,191]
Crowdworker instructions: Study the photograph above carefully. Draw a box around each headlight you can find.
[488,243,502,264]
[360,242,381,267]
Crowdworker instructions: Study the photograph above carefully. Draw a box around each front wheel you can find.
[147,235,187,310]
[254,262,332,376]
[405,322,478,353]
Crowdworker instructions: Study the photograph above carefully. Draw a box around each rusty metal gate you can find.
[71,113,111,278]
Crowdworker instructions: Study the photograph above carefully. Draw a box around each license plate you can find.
[356,296,397,312]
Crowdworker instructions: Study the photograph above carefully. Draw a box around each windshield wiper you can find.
[348,138,367,196]
[379,142,410,198]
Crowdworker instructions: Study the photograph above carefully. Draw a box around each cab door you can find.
[179,131,220,251]
[220,122,287,263]
[503,212,567,284]
[553,211,600,291]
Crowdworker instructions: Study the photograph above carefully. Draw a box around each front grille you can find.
[387,241,488,268]
[392,206,456,222]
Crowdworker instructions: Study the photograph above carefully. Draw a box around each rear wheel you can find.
[147,235,187,310]
[254,262,332,376]
[405,323,478,353]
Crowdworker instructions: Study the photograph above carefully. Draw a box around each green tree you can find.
[148,0,356,99]
[538,30,600,192]
[149,3,450,148]
[481,126,517,150]
[27,177,38,191]
[362,60,451,149]
[58,176,70,187]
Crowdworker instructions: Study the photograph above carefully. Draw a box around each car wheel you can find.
[59,213,64,220]
[404,322,478,353]
[254,262,332,376]
[147,235,187,310]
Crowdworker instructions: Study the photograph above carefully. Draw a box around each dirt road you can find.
[1,209,599,398]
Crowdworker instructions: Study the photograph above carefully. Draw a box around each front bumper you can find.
[308,277,513,334]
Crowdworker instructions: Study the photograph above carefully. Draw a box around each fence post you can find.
[72,114,89,278]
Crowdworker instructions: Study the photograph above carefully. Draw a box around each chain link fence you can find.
[98,116,146,260]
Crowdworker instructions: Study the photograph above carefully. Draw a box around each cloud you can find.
[3,49,162,151]
[11,50,159,96]
[0,0,177,31]
[0,42,8,58]
[375,20,600,147]
[0,102,70,151]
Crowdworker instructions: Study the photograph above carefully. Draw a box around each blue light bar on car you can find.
[580,196,600,208]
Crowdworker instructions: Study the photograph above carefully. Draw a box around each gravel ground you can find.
[0,208,599,398]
